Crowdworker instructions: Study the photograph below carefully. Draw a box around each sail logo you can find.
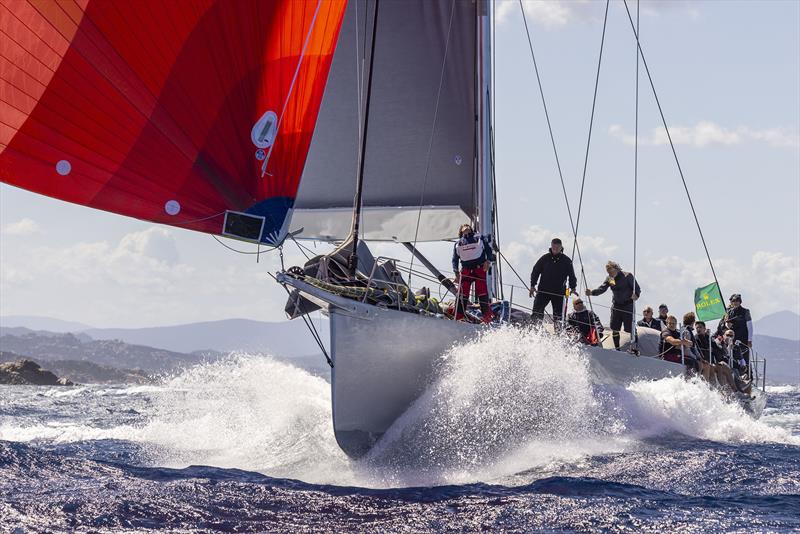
[251,111,278,149]
[696,293,721,309]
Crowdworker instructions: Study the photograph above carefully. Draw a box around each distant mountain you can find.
[0,315,92,333]
[82,318,330,356]
[0,326,93,343]
[754,311,800,341]
[0,332,202,372]
[753,334,800,386]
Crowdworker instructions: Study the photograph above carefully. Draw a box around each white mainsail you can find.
[291,0,479,242]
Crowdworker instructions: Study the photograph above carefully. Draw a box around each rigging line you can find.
[632,0,640,345]
[300,312,332,368]
[211,234,276,255]
[406,0,457,287]
[261,0,323,177]
[498,251,531,292]
[517,0,594,308]
[621,0,723,295]
[289,234,313,260]
[570,0,610,263]
[269,272,332,367]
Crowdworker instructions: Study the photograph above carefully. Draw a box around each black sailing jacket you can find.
[588,271,641,307]
[530,252,577,293]
[719,305,752,343]
[637,318,662,330]
[568,309,604,340]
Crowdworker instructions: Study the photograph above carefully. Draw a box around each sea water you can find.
[1,329,798,532]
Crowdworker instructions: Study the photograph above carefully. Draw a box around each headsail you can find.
[292,0,478,242]
[0,0,346,245]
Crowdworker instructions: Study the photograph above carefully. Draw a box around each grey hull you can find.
[327,305,683,458]
[330,307,476,457]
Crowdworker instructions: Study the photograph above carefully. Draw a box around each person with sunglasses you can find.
[659,315,700,374]
[637,306,662,331]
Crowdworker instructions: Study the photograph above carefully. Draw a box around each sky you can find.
[1,0,798,328]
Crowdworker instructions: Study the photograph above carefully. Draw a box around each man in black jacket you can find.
[715,293,754,372]
[720,293,753,347]
[586,260,641,350]
[529,238,578,329]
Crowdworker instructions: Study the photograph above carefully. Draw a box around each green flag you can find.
[694,282,725,321]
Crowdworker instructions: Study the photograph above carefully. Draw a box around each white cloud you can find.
[496,0,580,28]
[31,227,190,290]
[117,226,180,265]
[609,122,800,149]
[503,224,617,268]
[1,218,41,236]
[496,0,698,29]
[503,225,800,322]
[0,265,33,285]
[0,225,317,326]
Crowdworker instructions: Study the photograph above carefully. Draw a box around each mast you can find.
[348,0,379,276]
[476,0,497,298]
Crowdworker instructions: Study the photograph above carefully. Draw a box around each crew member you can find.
[637,306,661,330]
[529,238,577,329]
[657,304,669,327]
[683,312,712,381]
[660,315,699,374]
[567,298,604,345]
[696,321,738,392]
[586,261,641,350]
[720,293,754,366]
[452,224,495,323]
[719,329,752,393]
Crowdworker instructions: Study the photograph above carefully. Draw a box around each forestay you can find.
[292,0,478,242]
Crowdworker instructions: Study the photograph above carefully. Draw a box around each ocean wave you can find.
[1,333,797,490]
[131,354,354,485]
[766,384,800,394]
[622,376,800,446]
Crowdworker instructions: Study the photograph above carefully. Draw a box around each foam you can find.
[361,327,624,486]
[622,376,800,445]
[135,354,355,485]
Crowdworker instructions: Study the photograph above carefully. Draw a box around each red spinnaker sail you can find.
[0,0,346,244]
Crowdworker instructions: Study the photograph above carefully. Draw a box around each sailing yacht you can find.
[275,0,768,457]
[0,0,767,460]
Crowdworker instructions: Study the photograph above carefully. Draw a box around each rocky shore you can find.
[0,359,74,386]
